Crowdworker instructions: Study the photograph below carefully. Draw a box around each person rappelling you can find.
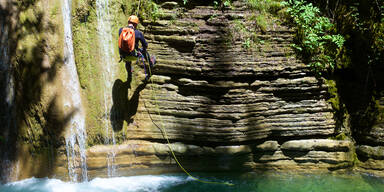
[118,15,155,85]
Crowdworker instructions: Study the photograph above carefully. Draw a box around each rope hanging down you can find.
[140,55,234,186]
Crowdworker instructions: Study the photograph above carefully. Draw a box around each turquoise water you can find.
[1,172,384,192]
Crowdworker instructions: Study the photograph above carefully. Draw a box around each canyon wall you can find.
[84,1,355,178]
[1,0,383,182]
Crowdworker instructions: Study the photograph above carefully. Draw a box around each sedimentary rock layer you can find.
[86,139,354,178]
[86,1,345,177]
[126,1,335,145]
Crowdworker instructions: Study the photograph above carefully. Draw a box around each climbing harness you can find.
[141,58,234,186]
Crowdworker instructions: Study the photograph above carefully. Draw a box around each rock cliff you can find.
[85,1,354,178]
[2,0,384,182]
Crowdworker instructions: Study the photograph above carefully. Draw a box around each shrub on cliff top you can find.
[283,0,345,75]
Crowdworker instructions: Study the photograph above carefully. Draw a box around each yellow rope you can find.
[143,57,234,186]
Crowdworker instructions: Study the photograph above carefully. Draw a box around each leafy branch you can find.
[283,0,345,74]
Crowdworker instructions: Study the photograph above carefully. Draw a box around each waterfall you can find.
[96,0,118,177]
[0,5,15,183]
[62,0,88,182]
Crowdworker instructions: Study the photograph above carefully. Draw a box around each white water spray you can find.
[62,0,88,182]
[96,0,118,177]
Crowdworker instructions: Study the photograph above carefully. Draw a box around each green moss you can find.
[351,146,360,167]
[376,99,384,122]
[11,0,66,156]
[72,0,104,145]
[325,79,340,110]
[255,15,267,32]
[71,0,142,146]
[324,79,351,134]
[245,0,283,15]
[72,0,104,146]
[50,4,59,18]
[230,3,284,51]
[329,133,348,140]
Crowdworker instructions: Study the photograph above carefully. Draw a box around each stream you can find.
[1,172,384,192]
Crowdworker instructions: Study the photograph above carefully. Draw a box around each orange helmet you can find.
[128,15,139,24]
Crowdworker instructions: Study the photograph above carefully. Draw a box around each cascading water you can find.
[96,0,118,177]
[62,0,88,182]
[0,5,15,183]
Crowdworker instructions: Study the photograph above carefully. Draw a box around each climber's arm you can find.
[137,31,148,52]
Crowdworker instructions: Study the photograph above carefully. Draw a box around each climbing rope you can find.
[139,55,234,186]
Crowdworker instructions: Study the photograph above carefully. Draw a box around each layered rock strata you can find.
[356,145,384,176]
[355,97,384,176]
[86,139,354,178]
[85,1,352,178]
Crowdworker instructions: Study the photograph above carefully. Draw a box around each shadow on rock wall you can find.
[111,77,149,132]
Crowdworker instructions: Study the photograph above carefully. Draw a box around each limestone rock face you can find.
[85,139,354,178]
[4,0,371,181]
[356,145,384,177]
[127,1,335,145]
[358,123,384,145]
[84,1,352,178]
[353,96,384,175]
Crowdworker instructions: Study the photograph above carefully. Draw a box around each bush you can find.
[247,0,283,15]
[283,0,345,74]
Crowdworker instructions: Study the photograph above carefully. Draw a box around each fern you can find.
[283,0,345,74]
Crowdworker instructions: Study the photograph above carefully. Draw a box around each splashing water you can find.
[1,173,384,192]
[0,175,187,192]
[62,0,88,182]
[96,0,118,177]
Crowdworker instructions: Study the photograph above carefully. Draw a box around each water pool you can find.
[1,172,383,192]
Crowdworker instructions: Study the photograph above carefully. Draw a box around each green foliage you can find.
[283,0,345,74]
[246,0,283,14]
[255,14,267,32]
[232,19,258,50]
[223,0,231,7]
[329,133,348,141]
[213,0,232,10]
[239,0,285,49]
[148,1,162,21]
[140,0,163,22]
[242,38,251,49]
[309,0,384,137]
